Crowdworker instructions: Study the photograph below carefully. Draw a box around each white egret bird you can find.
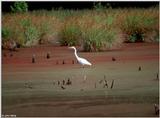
[69,46,92,67]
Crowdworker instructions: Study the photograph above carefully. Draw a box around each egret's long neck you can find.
[74,48,79,60]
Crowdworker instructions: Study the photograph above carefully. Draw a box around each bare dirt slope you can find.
[2,43,159,117]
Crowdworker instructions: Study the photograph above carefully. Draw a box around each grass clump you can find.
[79,12,123,52]
[21,19,40,46]
[59,23,81,46]
[82,27,122,52]
[2,27,13,49]
[2,27,12,40]
[121,8,159,42]
[2,6,159,51]
[122,15,146,42]
[38,22,51,44]
[82,27,106,52]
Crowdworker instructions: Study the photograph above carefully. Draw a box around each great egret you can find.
[69,46,92,67]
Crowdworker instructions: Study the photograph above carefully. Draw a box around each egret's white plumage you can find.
[69,46,92,66]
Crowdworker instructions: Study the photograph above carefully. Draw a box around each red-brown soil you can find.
[2,43,159,68]
[2,43,159,117]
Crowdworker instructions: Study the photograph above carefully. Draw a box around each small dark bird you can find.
[138,66,141,71]
[32,54,36,63]
[56,60,58,65]
[61,86,66,90]
[112,57,116,61]
[46,52,50,59]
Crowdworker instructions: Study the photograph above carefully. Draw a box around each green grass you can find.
[81,27,120,51]
[59,23,81,46]
[121,13,158,42]
[2,27,13,45]
[2,7,159,50]
[20,19,40,46]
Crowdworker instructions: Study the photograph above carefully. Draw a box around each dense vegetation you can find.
[2,3,159,51]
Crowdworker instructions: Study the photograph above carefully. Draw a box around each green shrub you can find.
[59,24,81,46]
[2,7,158,50]
[81,26,121,52]
[129,33,145,43]
[38,22,51,44]
[2,27,13,48]
[82,28,103,51]
[122,15,157,42]
[2,27,11,39]
[21,19,40,46]
[106,15,114,26]
[24,26,39,46]
[10,1,28,13]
